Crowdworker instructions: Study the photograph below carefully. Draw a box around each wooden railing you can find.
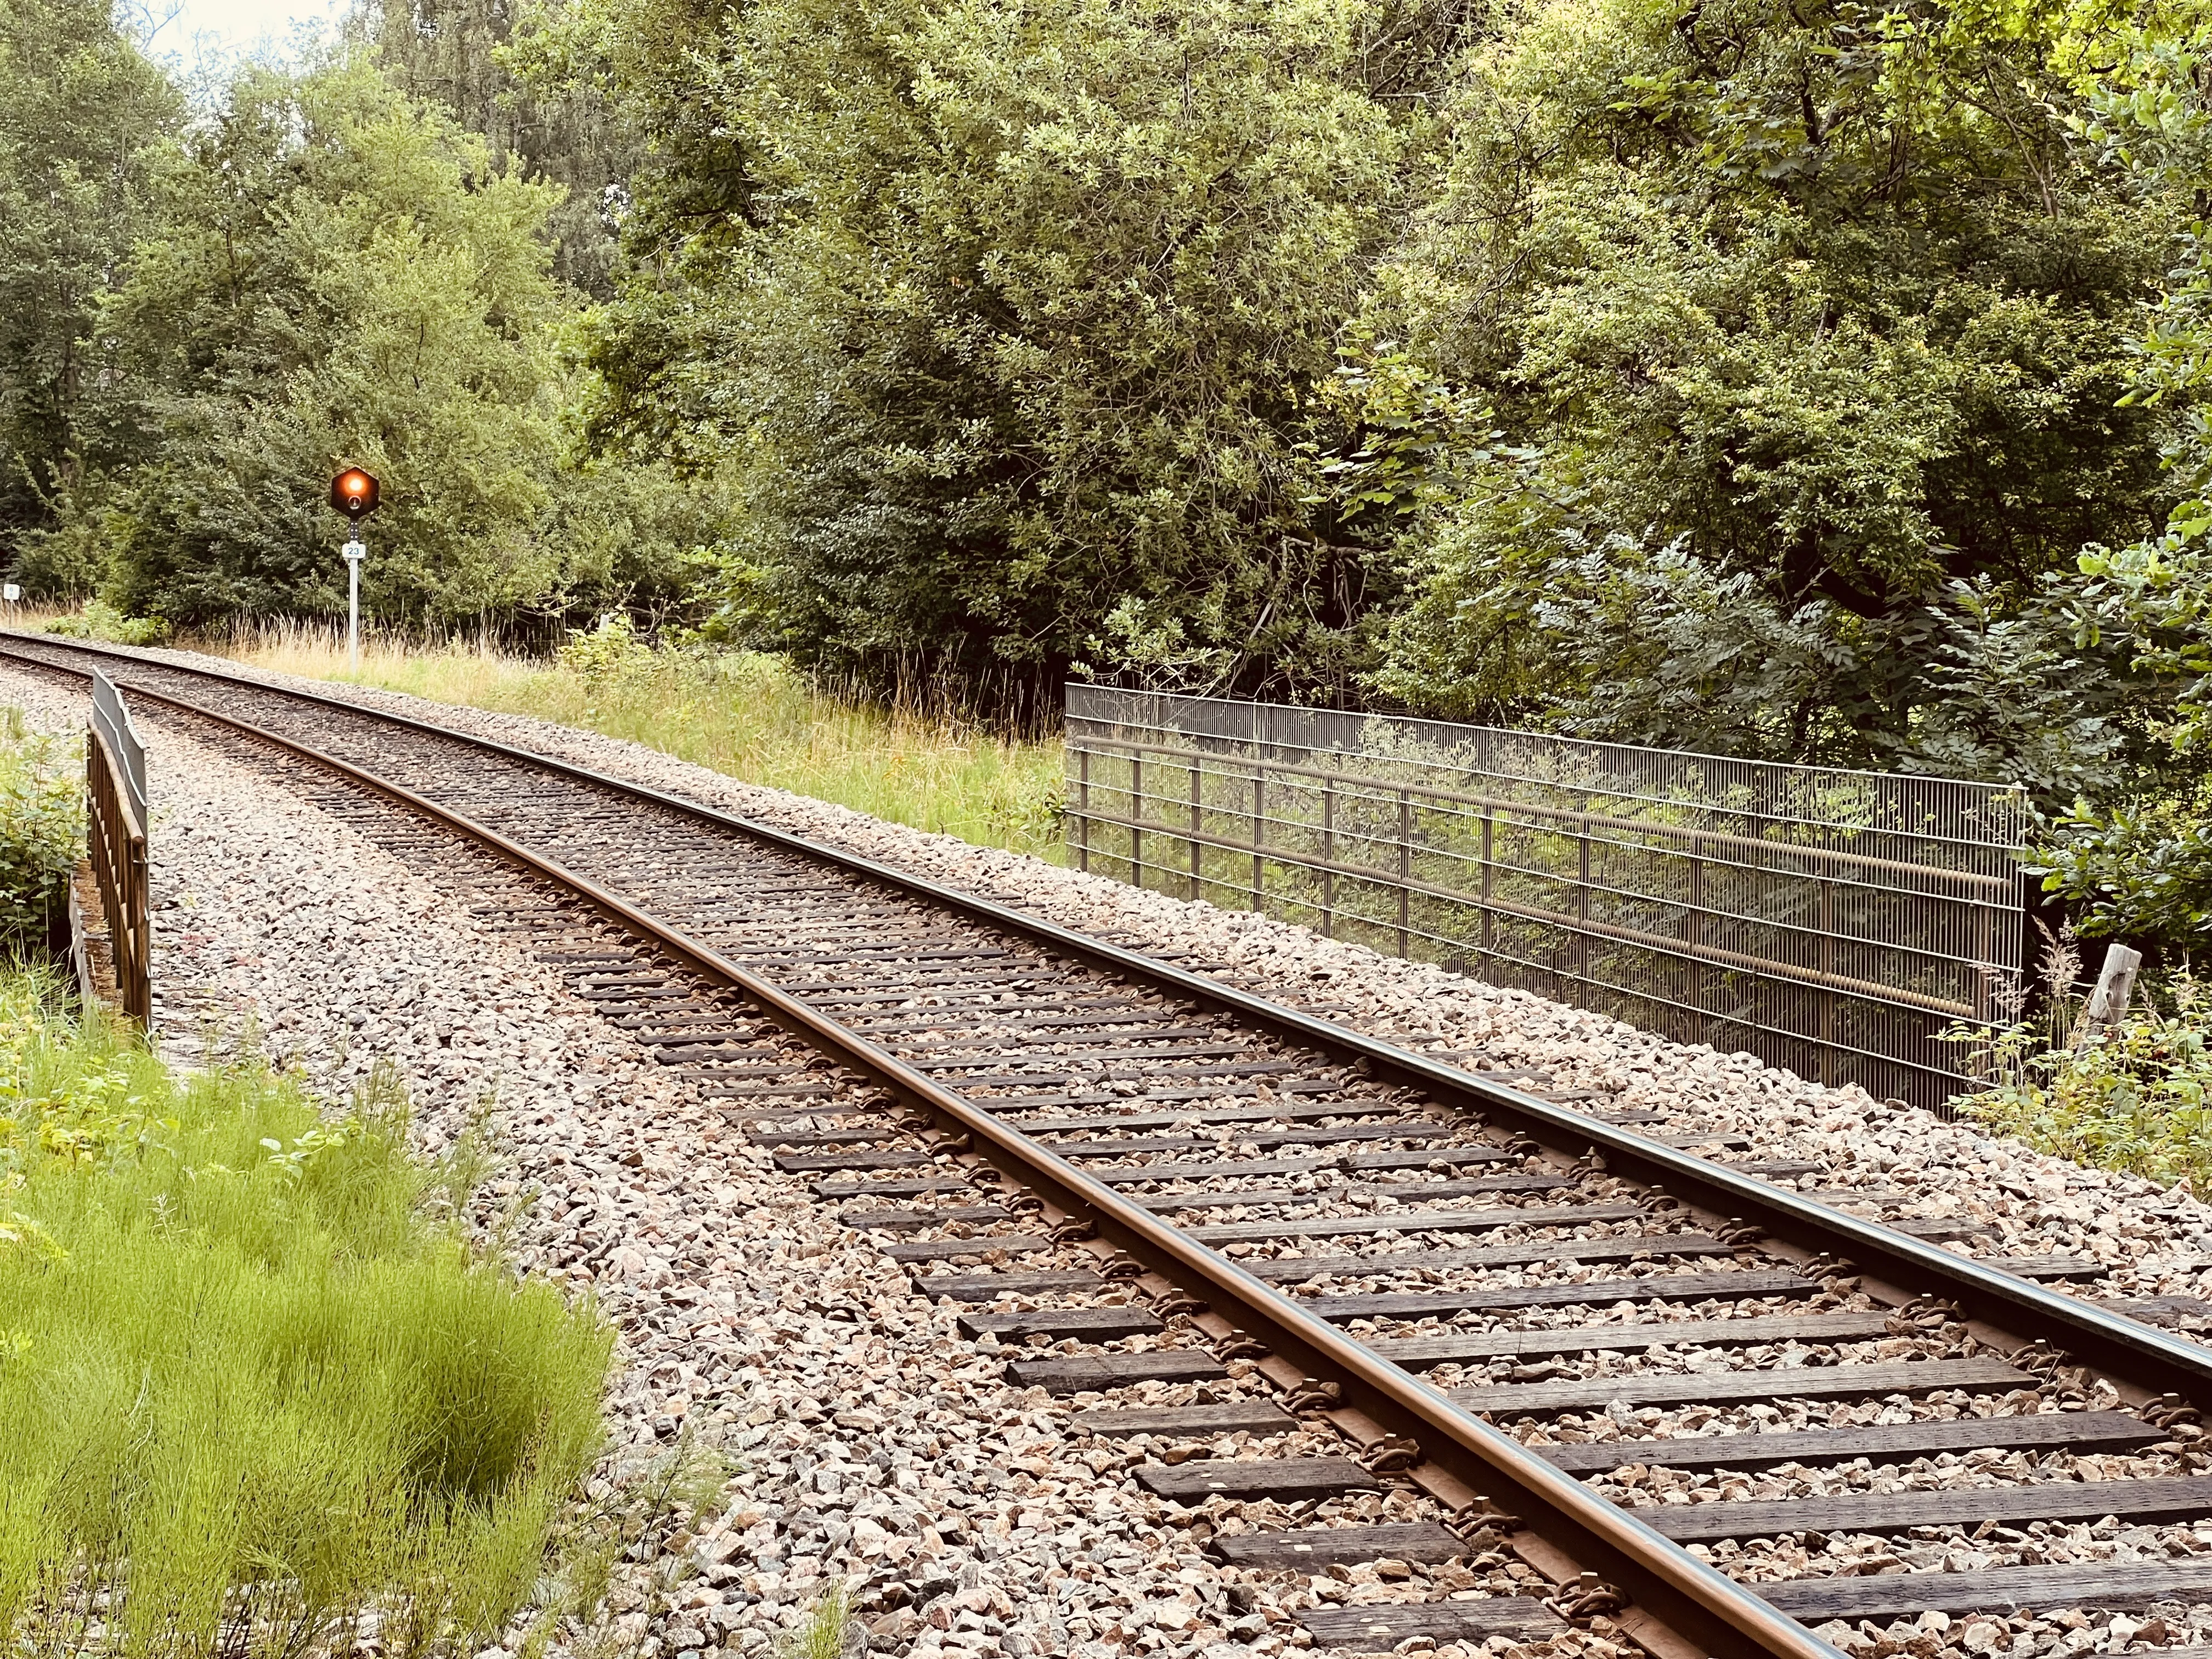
[86,672,150,1025]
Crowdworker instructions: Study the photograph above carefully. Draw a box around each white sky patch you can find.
[131,0,351,77]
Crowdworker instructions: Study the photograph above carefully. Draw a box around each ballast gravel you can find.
[10,645,2212,1659]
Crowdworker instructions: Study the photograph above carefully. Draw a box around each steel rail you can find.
[10,634,2207,1408]
[10,635,2212,1407]
[1,641,1850,1659]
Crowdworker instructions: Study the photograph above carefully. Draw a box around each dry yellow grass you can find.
[212,619,1070,859]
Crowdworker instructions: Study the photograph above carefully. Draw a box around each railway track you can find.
[9,629,2212,1659]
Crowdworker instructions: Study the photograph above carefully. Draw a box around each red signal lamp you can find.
[330,467,381,520]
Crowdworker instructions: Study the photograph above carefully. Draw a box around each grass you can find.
[1950,928,2212,1191]
[0,974,612,1658]
[198,617,1069,860]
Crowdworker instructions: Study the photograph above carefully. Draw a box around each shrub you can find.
[0,710,82,953]
[1953,936,2212,1190]
[43,598,168,646]
[0,978,612,1657]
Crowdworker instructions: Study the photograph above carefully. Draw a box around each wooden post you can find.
[2076,944,2144,1048]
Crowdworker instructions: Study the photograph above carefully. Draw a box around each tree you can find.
[0,0,178,591]
[1352,0,2177,780]
[572,0,1449,716]
[99,58,703,629]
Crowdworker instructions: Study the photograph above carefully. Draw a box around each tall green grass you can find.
[0,979,611,1659]
[205,616,1069,860]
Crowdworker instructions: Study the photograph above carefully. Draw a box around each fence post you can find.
[1479,810,1495,964]
[1189,757,1203,900]
[1818,877,1837,1085]
[1251,770,1266,913]
[1076,746,1091,873]
[1130,750,1144,887]
[1321,778,1335,938]
[1686,853,1705,1032]
[1574,818,1591,1004]
[1397,789,1411,957]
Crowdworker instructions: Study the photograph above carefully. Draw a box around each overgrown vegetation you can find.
[6,0,2212,971]
[0,979,612,1656]
[1959,934,2212,1190]
[0,711,81,954]
[225,616,1068,857]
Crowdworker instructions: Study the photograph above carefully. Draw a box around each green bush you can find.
[0,710,82,954]
[0,978,612,1658]
[1955,958,2212,1191]
[42,598,168,647]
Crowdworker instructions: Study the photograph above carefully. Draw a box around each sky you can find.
[134,0,348,76]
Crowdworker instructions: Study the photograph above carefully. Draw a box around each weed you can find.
[0,971,613,1658]
[183,617,1069,860]
[780,1586,853,1659]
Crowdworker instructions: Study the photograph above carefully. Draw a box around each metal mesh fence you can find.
[1064,686,2030,1111]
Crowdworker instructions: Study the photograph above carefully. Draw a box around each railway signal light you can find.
[330,466,380,520]
[328,466,382,675]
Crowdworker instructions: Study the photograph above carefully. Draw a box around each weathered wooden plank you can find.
[1451,1357,2033,1417]
[1131,1176,1564,1214]
[1189,1202,1646,1244]
[1005,1099,1364,1132]
[1298,1599,1566,1644]
[1373,1310,1893,1367]
[1641,1473,2212,1543]
[958,1306,1163,1341]
[1239,1236,1732,1282]
[1726,1159,1826,1178]
[813,1176,974,1199]
[1136,1457,1378,1502]
[1982,1255,2106,1281]
[839,1204,1012,1232]
[1309,1268,1814,1322]
[1760,1559,2212,1621]
[1046,1124,1459,1157]
[912,1271,1105,1301]
[877,1234,1052,1262]
[1006,1351,1227,1392]
[1210,1521,1468,1567]
[1537,1410,2165,1476]
[1070,1401,1297,1438]
[1090,1146,1515,1184]
[776,1148,932,1172]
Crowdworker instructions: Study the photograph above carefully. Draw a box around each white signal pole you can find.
[344,536,365,675]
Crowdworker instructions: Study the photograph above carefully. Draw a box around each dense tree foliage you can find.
[0,0,177,578]
[3,0,2211,956]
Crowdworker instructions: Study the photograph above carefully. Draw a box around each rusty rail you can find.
[85,670,150,1023]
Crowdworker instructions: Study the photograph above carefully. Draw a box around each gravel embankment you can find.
[0,666,1374,1659]
[16,646,2212,1659]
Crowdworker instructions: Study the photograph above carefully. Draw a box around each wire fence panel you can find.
[1064,687,2029,1111]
